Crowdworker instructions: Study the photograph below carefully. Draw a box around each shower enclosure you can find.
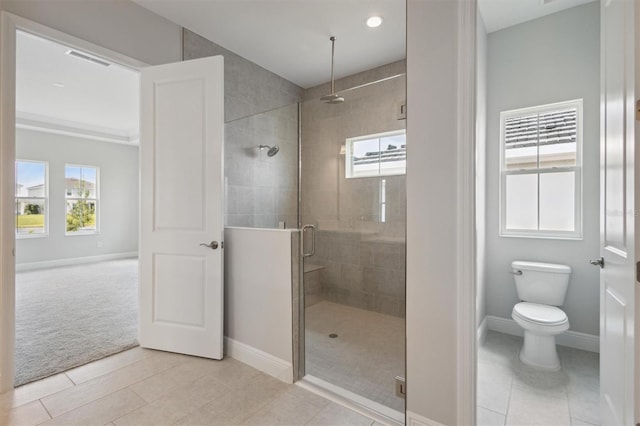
[223,72,406,420]
[299,74,407,418]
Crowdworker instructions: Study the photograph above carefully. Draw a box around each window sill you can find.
[499,231,583,241]
[16,233,48,239]
[65,231,99,237]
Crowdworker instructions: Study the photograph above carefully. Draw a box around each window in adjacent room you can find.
[15,160,48,237]
[346,129,406,178]
[65,164,99,235]
[500,99,582,239]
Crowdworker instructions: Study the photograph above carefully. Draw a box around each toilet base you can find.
[519,330,561,371]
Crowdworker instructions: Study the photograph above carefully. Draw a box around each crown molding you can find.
[16,111,139,146]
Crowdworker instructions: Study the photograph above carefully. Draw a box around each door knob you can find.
[200,241,219,250]
[589,257,604,268]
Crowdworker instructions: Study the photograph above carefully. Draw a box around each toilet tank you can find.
[512,261,571,306]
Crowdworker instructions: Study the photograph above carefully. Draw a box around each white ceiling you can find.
[16,31,140,140]
[132,0,407,89]
[478,0,596,33]
[15,0,595,136]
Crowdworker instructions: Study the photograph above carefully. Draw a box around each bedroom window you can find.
[15,160,48,237]
[65,164,99,235]
[500,100,582,239]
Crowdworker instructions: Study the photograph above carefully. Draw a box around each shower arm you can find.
[330,36,336,95]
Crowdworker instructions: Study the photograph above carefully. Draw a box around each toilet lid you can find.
[513,302,567,325]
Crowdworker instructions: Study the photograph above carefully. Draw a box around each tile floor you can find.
[0,346,380,426]
[305,301,405,412]
[478,331,600,426]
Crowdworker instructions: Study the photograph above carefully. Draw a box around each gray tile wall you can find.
[184,27,406,315]
[301,62,407,317]
[183,29,302,228]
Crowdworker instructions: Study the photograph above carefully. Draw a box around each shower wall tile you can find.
[183,29,301,229]
[301,64,406,316]
[305,230,405,317]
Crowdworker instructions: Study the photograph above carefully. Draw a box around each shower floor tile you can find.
[305,301,405,412]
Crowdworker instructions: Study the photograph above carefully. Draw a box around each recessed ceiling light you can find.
[53,82,65,88]
[366,16,383,28]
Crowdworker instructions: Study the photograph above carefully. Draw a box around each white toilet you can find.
[511,260,571,371]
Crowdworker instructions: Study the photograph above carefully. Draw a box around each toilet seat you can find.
[512,302,568,325]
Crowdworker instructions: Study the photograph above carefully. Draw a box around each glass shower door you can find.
[299,74,407,415]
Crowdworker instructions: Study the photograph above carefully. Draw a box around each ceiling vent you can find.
[65,50,111,67]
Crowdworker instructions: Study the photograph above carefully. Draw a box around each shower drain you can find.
[328,333,338,338]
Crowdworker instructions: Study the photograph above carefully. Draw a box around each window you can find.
[500,100,582,239]
[346,130,406,178]
[65,165,99,235]
[15,160,48,237]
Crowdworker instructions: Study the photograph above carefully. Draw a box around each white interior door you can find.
[599,0,636,424]
[139,56,224,359]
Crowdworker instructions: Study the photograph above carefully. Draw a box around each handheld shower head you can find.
[259,145,280,157]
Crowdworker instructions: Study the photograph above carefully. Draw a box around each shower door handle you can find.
[302,224,316,257]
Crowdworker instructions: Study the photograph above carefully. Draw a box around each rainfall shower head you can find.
[320,36,345,104]
[259,145,280,157]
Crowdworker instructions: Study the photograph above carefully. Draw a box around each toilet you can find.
[511,260,571,371]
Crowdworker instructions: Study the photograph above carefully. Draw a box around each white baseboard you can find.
[406,411,446,426]
[224,337,293,384]
[486,315,599,353]
[16,251,138,272]
[477,316,488,345]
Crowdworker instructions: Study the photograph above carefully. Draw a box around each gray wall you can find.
[301,63,406,316]
[16,129,139,264]
[183,29,302,229]
[476,12,488,326]
[485,2,600,335]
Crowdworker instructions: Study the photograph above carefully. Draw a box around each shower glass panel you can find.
[300,74,406,414]
[224,104,299,229]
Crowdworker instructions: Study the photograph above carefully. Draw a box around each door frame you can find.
[463,1,640,424]
[0,11,147,392]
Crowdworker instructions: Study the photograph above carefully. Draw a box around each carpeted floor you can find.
[15,258,139,386]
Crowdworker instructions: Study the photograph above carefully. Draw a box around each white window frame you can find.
[15,159,49,239]
[64,163,100,236]
[499,99,583,239]
[345,129,406,179]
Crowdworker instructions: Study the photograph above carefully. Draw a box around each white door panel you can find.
[139,56,224,359]
[600,0,636,424]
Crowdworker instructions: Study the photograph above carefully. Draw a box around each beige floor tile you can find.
[286,386,332,409]
[40,388,145,426]
[567,384,599,425]
[128,356,232,403]
[209,358,263,389]
[241,391,323,425]
[477,377,511,415]
[506,385,571,426]
[570,418,598,426]
[306,403,374,426]
[114,374,228,426]
[0,373,73,412]
[0,400,51,426]
[175,373,288,426]
[41,351,185,418]
[510,361,568,398]
[477,406,505,426]
[478,332,521,366]
[65,347,150,385]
